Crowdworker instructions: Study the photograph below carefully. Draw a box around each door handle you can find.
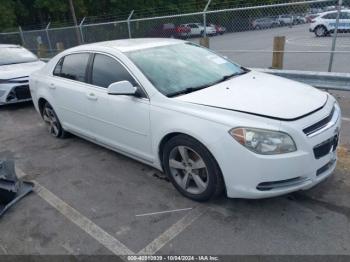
[49,83,56,90]
[86,92,98,101]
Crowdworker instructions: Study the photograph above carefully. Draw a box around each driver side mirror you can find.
[107,81,137,96]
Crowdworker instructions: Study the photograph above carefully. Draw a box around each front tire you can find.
[42,102,67,138]
[162,135,224,201]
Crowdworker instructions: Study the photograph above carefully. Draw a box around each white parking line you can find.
[138,206,207,255]
[342,117,350,122]
[136,208,193,217]
[16,168,134,256]
[0,243,7,255]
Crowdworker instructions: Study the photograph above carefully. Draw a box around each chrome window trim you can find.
[50,50,150,100]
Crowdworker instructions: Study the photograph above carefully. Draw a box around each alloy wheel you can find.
[43,106,60,137]
[168,146,209,195]
[316,26,326,37]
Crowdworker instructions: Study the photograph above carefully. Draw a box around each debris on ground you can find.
[0,160,34,217]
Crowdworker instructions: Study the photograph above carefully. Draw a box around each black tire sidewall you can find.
[162,135,224,201]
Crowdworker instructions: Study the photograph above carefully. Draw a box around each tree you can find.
[0,0,16,31]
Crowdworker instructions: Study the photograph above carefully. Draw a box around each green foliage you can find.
[0,0,346,31]
[0,0,16,31]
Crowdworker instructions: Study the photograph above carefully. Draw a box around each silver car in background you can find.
[0,44,45,105]
[252,18,279,30]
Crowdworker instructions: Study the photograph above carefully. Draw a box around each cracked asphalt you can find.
[0,89,349,256]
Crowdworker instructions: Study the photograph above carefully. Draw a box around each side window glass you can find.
[326,13,337,19]
[91,54,137,88]
[340,12,350,19]
[60,53,90,82]
[53,58,63,76]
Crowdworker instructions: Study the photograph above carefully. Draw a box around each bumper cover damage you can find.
[0,160,34,217]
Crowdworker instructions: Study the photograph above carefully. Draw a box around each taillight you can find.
[311,20,316,23]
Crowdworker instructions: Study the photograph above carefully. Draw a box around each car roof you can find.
[68,38,185,53]
[319,9,350,15]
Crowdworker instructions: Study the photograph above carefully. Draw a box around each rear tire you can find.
[315,25,327,37]
[42,102,68,138]
[162,135,225,201]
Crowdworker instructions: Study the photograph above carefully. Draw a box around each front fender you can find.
[150,104,230,170]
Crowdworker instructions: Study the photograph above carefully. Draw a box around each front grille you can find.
[257,176,308,191]
[313,135,338,159]
[303,106,335,136]
[13,85,31,100]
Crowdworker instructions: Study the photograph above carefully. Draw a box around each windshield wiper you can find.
[212,69,249,85]
[167,84,211,98]
[167,68,249,98]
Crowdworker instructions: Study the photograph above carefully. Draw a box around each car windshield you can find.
[0,47,38,66]
[127,43,246,97]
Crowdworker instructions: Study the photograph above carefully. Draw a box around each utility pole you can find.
[68,0,82,44]
[328,0,342,72]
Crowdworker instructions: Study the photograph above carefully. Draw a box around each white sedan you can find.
[310,10,350,37]
[29,39,341,201]
[0,44,45,105]
[180,23,217,36]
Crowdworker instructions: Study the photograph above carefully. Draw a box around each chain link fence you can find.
[0,0,349,72]
[0,31,22,45]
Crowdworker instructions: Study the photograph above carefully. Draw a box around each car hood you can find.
[175,71,328,121]
[0,61,45,80]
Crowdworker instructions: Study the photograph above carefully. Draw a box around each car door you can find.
[51,52,95,139]
[339,11,350,31]
[189,24,201,35]
[324,12,338,31]
[262,19,268,28]
[85,53,153,162]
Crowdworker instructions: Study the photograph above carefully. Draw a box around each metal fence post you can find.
[45,22,53,55]
[328,0,342,72]
[127,10,134,39]
[18,26,25,46]
[79,17,86,43]
[203,0,212,37]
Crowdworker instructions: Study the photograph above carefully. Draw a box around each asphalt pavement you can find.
[192,24,350,73]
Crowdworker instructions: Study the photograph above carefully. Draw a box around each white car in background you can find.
[310,9,350,36]
[277,15,294,25]
[0,44,45,105]
[180,23,217,36]
[30,39,341,201]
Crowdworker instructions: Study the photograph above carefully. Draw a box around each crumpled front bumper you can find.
[0,76,32,105]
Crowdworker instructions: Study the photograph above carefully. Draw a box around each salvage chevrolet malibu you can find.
[0,44,45,105]
[29,39,341,201]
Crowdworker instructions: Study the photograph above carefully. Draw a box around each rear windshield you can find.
[0,47,38,66]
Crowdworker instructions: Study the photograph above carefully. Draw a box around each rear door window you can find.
[54,53,90,82]
[323,12,337,19]
[340,12,350,19]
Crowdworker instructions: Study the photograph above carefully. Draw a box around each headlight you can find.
[229,127,297,155]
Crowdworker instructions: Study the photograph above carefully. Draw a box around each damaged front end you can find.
[0,76,32,105]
